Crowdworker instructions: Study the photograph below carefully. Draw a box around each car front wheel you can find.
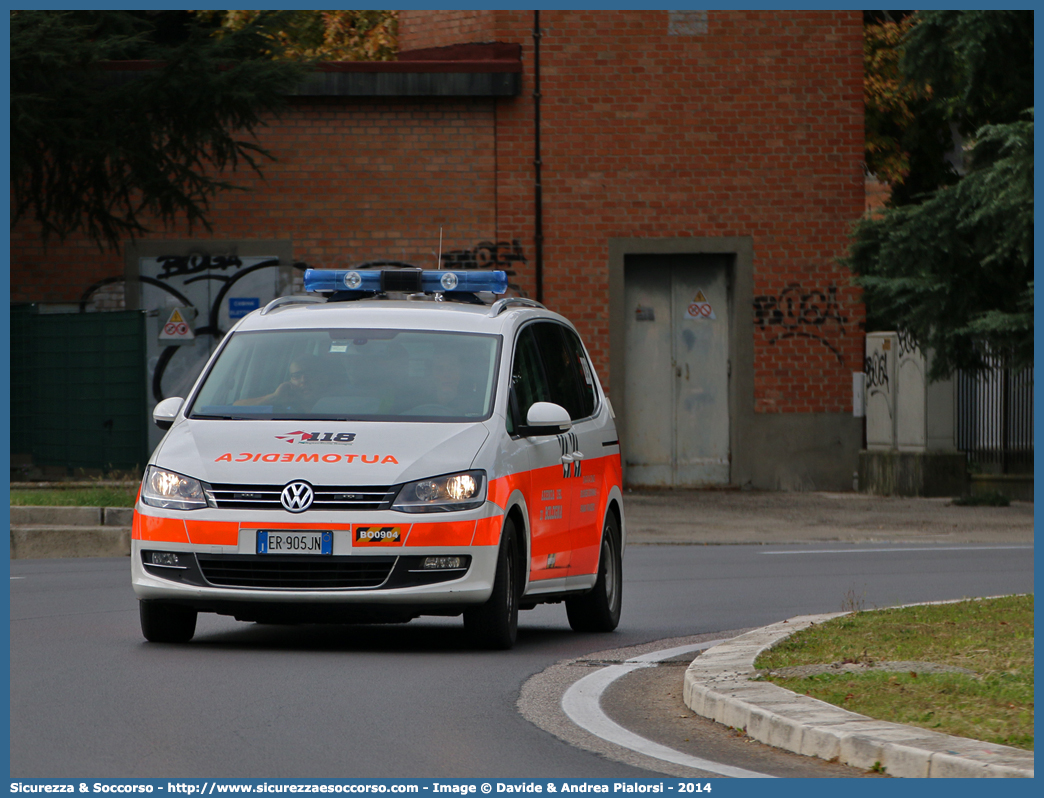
[140,600,197,643]
[463,517,519,649]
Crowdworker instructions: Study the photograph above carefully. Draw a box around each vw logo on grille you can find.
[280,481,314,513]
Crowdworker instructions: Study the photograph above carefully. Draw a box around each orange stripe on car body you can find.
[605,452,623,496]
[133,513,189,543]
[471,516,503,546]
[569,452,622,576]
[568,541,599,575]
[486,473,525,509]
[475,472,525,546]
[404,520,477,547]
[185,520,240,546]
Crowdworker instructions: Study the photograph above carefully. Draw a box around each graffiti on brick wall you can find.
[80,257,300,338]
[80,241,530,317]
[753,283,848,364]
[440,240,527,296]
[79,242,529,408]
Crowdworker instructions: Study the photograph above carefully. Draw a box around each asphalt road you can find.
[9,543,1034,778]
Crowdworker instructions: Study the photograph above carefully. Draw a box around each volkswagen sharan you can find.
[133,267,624,649]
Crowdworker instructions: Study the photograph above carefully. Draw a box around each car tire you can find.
[140,600,197,643]
[566,513,622,632]
[463,517,519,650]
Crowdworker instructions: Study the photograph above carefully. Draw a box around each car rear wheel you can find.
[140,600,197,643]
[566,513,622,632]
[463,517,519,649]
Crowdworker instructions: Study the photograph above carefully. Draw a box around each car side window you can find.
[562,327,597,418]
[532,322,592,421]
[508,325,551,434]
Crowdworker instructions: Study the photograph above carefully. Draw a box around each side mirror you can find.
[521,401,572,437]
[153,397,184,430]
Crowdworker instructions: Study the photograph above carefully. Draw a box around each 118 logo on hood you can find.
[275,431,356,445]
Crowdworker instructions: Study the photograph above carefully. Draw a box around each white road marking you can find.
[11,576,25,580]
[761,545,1034,555]
[561,640,776,779]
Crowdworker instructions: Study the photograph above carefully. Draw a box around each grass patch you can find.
[754,595,1034,750]
[10,487,138,507]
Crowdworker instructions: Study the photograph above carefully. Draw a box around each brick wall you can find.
[397,10,497,51]
[11,99,498,304]
[12,9,864,418]
[401,8,865,414]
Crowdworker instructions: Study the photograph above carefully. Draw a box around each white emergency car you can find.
[133,267,625,649]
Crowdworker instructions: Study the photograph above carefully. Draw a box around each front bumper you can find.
[131,504,503,619]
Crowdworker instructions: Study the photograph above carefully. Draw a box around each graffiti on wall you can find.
[440,240,528,296]
[863,337,895,431]
[80,256,300,333]
[146,257,307,410]
[81,257,305,397]
[897,328,921,359]
[154,253,246,281]
[864,350,889,391]
[78,239,529,413]
[78,254,303,451]
[753,283,849,364]
[862,332,920,403]
[80,240,528,320]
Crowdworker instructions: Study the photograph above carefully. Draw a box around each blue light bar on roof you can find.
[304,269,508,295]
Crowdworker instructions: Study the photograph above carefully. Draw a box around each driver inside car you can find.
[234,354,326,412]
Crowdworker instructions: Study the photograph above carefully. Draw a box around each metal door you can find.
[624,255,730,486]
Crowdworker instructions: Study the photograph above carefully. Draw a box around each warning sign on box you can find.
[159,307,196,344]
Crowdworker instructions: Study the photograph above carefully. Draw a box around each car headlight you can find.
[392,471,486,513]
[140,466,209,511]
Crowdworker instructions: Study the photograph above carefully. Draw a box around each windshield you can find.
[188,329,501,422]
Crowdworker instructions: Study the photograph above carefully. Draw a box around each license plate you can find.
[257,530,332,555]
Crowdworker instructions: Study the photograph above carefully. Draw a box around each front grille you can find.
[196,554,397,589]
[206,483,397,511]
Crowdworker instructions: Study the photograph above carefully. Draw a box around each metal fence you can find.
[11,304,149,473]
[955,353,1033,474]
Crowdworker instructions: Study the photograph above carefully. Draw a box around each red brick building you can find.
[11,9,866,489]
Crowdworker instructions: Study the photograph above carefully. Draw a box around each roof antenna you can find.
[437,227,443,269]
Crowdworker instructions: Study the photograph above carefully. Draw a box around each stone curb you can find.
[10,506,133,527]
[9,506,134,559]
[10,526,131,559]
[682,613,1034,778]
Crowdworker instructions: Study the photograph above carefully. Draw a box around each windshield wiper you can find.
[270,415,352,421]
[190,414,258,421]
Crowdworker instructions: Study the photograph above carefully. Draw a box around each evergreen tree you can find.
[863,13,958,205]
[10,10,307,248]
[849,10,1033,376]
